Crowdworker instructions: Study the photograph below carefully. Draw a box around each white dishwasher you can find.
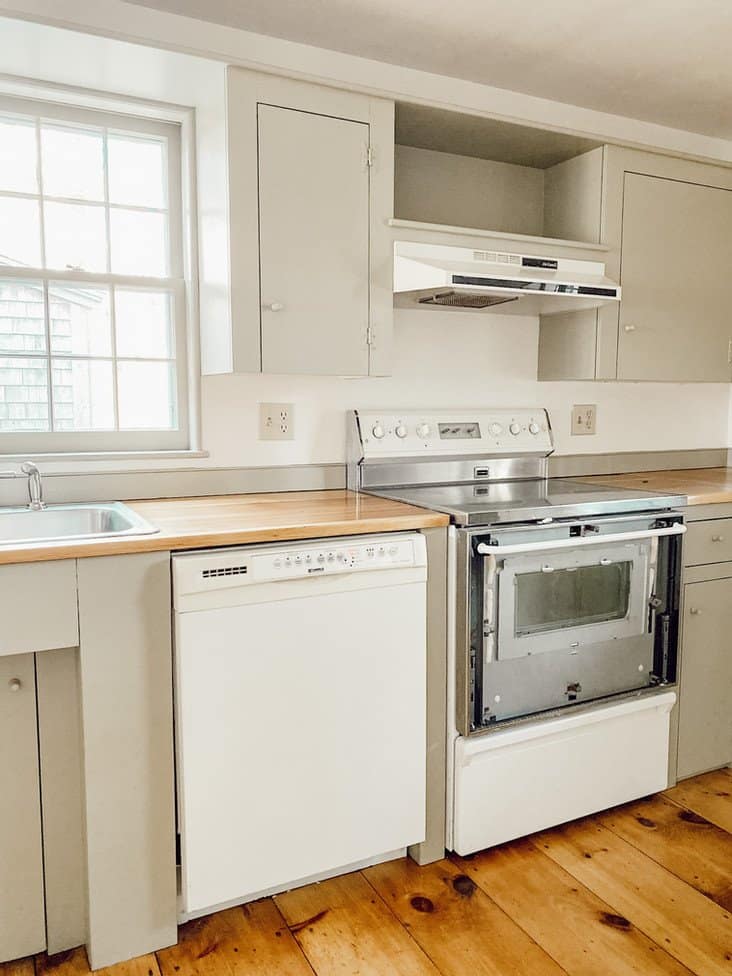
[173,532,427,917]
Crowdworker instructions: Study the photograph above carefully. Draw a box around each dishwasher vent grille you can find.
[201,564,249,579]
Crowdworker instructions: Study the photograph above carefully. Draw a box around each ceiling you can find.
[126,0,732,139]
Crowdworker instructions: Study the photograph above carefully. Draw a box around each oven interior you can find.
[466,515,683,729]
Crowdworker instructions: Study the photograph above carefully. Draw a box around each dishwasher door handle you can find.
[476,523,686,557]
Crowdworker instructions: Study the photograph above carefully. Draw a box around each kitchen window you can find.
[0,95,190,455]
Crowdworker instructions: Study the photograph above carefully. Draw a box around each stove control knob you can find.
[416,423,431,439]
[509,422,521,436]
[395,424,408,439]
[371,423,385,439]
[529,422,540,435]
[489,422,503,437]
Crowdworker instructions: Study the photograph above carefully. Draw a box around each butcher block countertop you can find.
[578,467,732,506]
[0,489,449,565]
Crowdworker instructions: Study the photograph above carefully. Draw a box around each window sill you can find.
[0,450,210,463]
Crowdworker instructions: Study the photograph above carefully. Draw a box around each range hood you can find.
[394,241,620,315]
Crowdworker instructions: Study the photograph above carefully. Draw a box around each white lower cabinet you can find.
[0,653,45,962]
[677,576,732,779]
[452,692,676,856]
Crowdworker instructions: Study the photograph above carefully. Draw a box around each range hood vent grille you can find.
[419,291,519,309]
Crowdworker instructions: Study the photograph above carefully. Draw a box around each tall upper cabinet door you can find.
[225,68,394,376]
[0,653,45,963]
[258,106,369,375]
[618,173,732,382]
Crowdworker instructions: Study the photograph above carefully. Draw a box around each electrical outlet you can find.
[259,402,295,441]
[571,404,597,436]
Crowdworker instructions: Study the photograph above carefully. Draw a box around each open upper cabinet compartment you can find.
[392,102,607,250]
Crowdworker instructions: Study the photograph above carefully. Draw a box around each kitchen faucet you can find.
[20,461,45,511]
[0,461,45,510]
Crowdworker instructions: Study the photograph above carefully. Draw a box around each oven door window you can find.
[495,541,650,660]
[515,561,632,636]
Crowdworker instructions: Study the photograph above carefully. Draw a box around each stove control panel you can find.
[353,408,553,458]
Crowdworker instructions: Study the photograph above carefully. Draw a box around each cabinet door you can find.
[677,578,732,779]
[618,173,732,381]
[258,104,370,376]
[0,654,45,962]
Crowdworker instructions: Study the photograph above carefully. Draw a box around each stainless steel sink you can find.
[0,502,159,546]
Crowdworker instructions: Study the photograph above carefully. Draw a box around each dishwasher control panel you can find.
[173,533,427,601]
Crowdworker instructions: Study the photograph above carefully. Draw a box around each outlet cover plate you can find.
[571,403,597,436]
[259,402,295,441]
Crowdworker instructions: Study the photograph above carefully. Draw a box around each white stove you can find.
[347,407,683,857]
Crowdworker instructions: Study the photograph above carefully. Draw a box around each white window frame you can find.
[0,92,197,457]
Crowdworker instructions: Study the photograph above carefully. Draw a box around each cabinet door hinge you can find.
[728,337,732,365]
[366,324,374,346]
[365,145,374,168]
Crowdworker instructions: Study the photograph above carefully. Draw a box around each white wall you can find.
[0,6,730,473]
[202,309,731,465]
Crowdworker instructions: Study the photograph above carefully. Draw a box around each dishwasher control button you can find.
[388,545,398,556]
[509,421,521,435]
[305,554,312,563]
[294,556,302,565]
[529,422,540,435]
[327,553,335,562]
[317,554,325,563]
[371,423,385,439]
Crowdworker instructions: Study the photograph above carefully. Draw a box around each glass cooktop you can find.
[370,478,687,526]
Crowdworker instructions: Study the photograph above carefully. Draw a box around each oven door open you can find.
[497,540,649,660]
[471,517,685,724]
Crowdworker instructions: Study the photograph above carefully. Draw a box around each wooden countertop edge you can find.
[0,509,449,566]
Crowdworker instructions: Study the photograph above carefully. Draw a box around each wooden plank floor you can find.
[5,769,730,976]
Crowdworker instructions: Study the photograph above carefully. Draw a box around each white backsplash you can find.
[201,308,731,467]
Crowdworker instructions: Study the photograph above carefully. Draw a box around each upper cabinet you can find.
[216,68,394,376]
[539,145,732,382]
[617,173,732,382]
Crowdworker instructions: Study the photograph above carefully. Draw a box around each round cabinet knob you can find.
[489,422,503,437]
[8,678,21,692]
[509,422,521,436]
[416,423,431,439]
[371,423,385,439]
[395,424,408,439]
[263,301,284,312]
[529,422,540,435]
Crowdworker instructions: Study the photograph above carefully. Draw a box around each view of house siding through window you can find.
[0,99,187,451]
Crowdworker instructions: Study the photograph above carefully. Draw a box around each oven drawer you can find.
[451,691,675,856]
[684,519,732,566]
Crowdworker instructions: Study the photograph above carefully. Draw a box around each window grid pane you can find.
[0,278,177,433]
[0,116,169,277]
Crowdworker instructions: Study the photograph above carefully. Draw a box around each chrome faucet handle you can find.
[20,460,45,511]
